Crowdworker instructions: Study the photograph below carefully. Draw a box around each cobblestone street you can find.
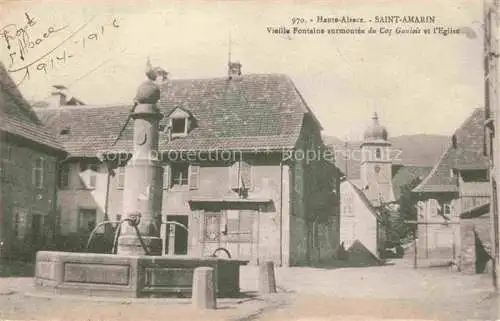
[0,259,497,320]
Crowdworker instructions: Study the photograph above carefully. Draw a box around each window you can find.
[461,169,488,182]
[375,148,381,159]
[171,118,187,135]
[443,203,452,215]
[189,164,200,190]
[79,162,98,189]
[1,144,12,161]
[0,159,4,181]
[312,221,319,249]
[59,163,70,189]
[117,166,125,189]
[13,212,20,239]
[223,210,253,243]
[294,163,303,194]
[78,209,97,233]
[12,208,27,239]
[230,160,252,192]
[32,157,44,188]
[343,193,354,214]
[204,212,221,242]
[171,163,189,186]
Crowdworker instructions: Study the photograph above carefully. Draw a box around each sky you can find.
[0,0,485,140]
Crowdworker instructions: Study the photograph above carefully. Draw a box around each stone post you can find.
[192,267,216,309]
[259,261,277,294]
[117,74,164,256]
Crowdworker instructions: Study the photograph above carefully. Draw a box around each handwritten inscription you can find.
[1,13,68,65]
[0,12,120,85]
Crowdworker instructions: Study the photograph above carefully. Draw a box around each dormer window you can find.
[172,118,187,135]
[166,107,193,137]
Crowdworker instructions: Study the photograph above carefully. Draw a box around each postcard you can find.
[0,1,496,320]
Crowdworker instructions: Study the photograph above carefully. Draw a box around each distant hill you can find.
[323,134,449,178]
[389,134,450,167]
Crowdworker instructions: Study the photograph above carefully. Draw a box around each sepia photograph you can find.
[0,0,498,320]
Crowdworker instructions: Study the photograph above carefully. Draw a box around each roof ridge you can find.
[163,73,290,83]
[412,108,484,193]
[412,140,453,193]
[34,104,131,111]
[346,179,380,218]
[35,73,308,157]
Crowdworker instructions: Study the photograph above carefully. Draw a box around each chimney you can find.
[228,61,242,80]
[49,85,68,108]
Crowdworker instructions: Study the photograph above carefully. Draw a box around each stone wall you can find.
[416,195,460,262]
[460,213,492,274]
[1,136,61,260]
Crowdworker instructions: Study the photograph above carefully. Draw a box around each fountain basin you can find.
[35,251,248,298]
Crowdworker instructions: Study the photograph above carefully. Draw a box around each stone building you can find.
[412,108,490,267]
[0,63,66,260]
[35,63,340,266]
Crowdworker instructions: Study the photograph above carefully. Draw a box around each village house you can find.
[412,108,491,271]
[337,113,431,261]
[0,63,67,260]
[35,62,340,267]
[339,178,386,263]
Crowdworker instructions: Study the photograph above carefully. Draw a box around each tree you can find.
[377,177,422,250]
[397,177,422,244]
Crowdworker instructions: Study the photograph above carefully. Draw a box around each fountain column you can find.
[117,73,163,256]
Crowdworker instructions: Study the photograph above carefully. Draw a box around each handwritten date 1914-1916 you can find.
[1,12,120,85]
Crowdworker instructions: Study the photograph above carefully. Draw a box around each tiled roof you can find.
[413,108,488,193]
[0,63,64,152]
[391,166,432,200]
[36,74,313,158]
[339,164,431,201]
[347,180,381,220]
[459,202,489,219]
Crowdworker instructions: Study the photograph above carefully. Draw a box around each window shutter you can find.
[189,164,199,190]
[240,161,252,189]
[89,174,97,189]
[117,166,125,189]
[163,164,171,190]
[229,161,240,189]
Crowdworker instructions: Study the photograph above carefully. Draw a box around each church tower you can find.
[360,112,394,207]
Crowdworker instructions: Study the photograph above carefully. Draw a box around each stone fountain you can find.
[34,67,247,298]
